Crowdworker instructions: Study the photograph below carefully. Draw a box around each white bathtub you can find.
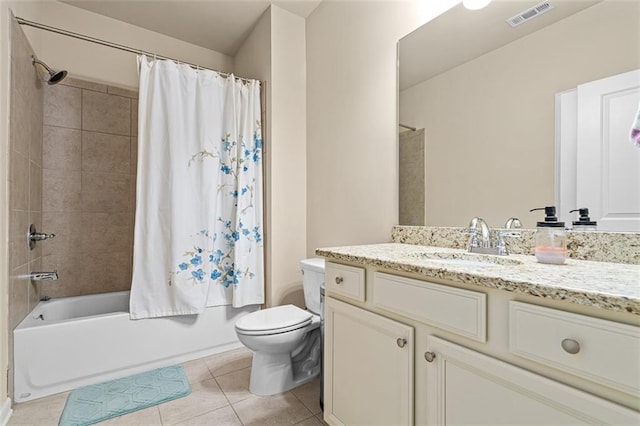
[13,291,258,403]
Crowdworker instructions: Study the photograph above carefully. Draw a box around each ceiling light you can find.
[462,0,492,10]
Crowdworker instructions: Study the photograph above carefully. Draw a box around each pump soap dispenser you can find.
[529,206,567,265]
[570,208,597,231]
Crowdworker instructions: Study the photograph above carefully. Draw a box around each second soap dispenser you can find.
[529,206,567,265]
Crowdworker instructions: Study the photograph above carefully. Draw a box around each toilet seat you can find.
[235,305,313,336]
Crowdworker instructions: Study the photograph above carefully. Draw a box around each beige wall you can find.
[269,6,307,307]
[400,1,640,228]
[306,1,423,255]
[235,6,307,308]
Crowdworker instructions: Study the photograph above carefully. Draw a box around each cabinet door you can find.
[324,297,414,426]
[425,336,639,425]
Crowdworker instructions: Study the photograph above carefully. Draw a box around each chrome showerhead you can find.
[31,55,67,85]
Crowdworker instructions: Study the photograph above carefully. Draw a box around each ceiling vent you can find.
[506,1,554,27]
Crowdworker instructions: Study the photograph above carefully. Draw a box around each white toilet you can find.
[235,258,324,396]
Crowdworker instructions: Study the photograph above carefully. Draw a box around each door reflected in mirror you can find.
[398,0,640,230]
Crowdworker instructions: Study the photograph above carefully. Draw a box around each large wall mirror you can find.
[398,0,640,230]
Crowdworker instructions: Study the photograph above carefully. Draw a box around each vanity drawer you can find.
[373,272,486,342]
[325,262,365,302]
[509,302,640,395]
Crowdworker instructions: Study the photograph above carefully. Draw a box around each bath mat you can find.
[58,365,190,426]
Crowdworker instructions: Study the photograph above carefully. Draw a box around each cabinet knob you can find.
[335,277,343,285]
[561,338,581,355]
[396,338,407,348]
[424,351,436,362]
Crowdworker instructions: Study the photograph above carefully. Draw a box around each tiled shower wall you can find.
[8,17,44,395]
[41,78,138,298]
[399,128,425,226]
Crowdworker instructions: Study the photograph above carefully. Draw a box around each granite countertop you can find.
[316,243,640,315]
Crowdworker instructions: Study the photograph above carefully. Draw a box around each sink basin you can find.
[408,251,523,267]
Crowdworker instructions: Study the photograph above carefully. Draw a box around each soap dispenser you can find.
[569,208,597,231]
[529,206,567,265]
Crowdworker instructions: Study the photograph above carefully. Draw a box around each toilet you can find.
[235,258,324,396]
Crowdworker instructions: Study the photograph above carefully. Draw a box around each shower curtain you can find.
[130,56,264,319]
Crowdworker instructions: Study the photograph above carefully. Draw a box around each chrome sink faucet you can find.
[465,217,521,256]
[466,217,492,249]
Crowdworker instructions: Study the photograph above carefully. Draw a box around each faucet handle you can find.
[463,227,480,249]
[504,217,522,229]
[496,231,521,256]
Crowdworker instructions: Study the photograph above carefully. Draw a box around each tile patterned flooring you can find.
[8,348,327,426]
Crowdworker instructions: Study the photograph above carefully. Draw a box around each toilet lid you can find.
[235,305,312,333]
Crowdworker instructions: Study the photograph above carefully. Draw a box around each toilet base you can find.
[249,328,321,396]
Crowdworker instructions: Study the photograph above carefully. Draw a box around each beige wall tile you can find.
[43,168,82,212]
[10,26,41,100]
[9,151,29,211]
[107,85,138,99]
[8,240,28,272]
[9,265,29,331]
[42,211,82,258]
[82,90,131,136]
[82,131,130,174]
[10,93,33,157]
[79,251,132,294]
[61,77,107,92]
[131,99,138,137]
[80,212,131,254]
[30,162,42,213]
[130,136,138,175]
[43,126,82,171]
[30,107,44,167]
[82,186,130,213]
[41,253,81,298]
[28,257,42,311]
[44,84,81,128]
[29,211,43,261]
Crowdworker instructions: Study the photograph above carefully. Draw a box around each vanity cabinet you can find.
[324,296,414,426]
[426,336,638,425]
[322,261,640,426]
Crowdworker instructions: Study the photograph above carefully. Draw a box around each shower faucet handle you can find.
[28,224,55,250]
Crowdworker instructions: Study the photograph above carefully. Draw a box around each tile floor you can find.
[8,347,327,426]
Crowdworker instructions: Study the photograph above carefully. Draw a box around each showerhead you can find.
[31,56,67,85]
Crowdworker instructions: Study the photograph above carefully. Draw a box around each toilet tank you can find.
[300,258,325,315]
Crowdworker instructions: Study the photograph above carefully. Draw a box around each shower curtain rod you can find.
[15,17,256,84]
[399,123,417,131]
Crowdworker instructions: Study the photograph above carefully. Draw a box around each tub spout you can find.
[30,271,58,281]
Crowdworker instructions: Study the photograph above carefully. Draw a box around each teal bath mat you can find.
[59,365,190,426]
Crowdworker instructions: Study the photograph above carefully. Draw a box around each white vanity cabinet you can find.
[324,296,414,426]
[322,260,640,426]
[425,336,638,425]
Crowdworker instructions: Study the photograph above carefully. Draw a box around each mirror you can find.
[398,0,640,230]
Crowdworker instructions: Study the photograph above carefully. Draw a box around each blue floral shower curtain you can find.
[130,56,264,319]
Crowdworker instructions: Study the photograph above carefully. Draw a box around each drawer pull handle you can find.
[335,277,343,285]
[561,338,581,355]
[396,338,407,348]
[424,352,436,362]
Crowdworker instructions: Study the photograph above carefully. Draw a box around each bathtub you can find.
[13,291,258,403]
